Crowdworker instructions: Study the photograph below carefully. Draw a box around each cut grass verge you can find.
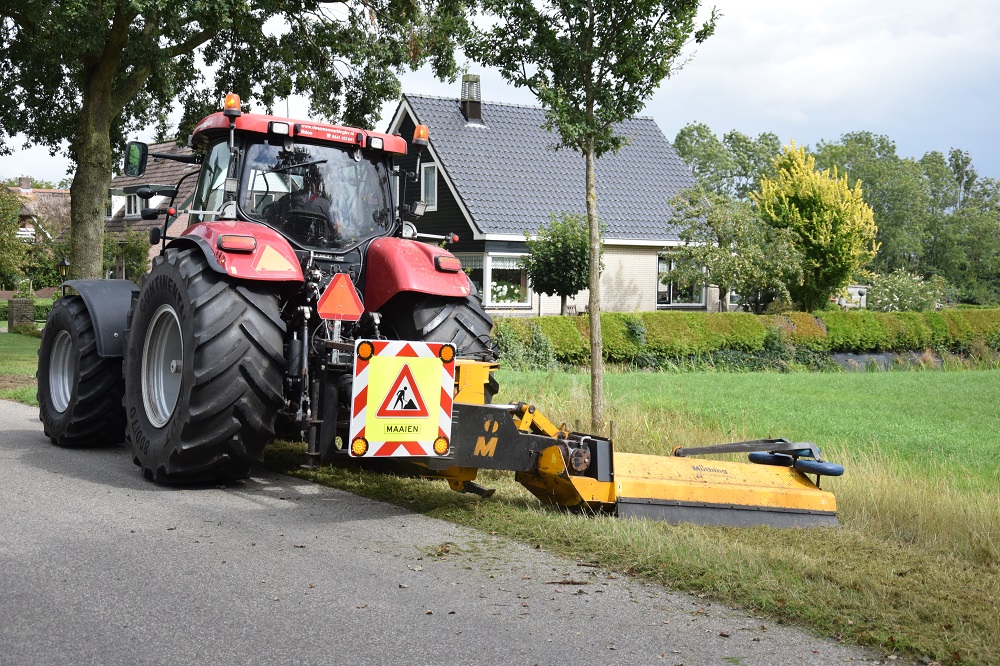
[266,439,999,666]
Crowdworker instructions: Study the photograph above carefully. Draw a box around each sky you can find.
[3,0,999,186]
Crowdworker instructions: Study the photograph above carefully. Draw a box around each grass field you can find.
[4,331,998,664]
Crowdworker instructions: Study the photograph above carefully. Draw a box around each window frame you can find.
[455,252,532,309]
[656,253,706,308]
[125,194,139,217]
[420,162,438,211]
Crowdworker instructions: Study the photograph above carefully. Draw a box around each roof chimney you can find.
[460,74,481,122]
[18,176,32,192]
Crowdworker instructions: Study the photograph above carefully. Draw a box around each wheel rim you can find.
[49,330,74,413]
[142,305,183,428]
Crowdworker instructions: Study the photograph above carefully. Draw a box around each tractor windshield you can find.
[242,141,394,250]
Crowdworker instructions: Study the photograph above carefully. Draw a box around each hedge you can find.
[493,308,1000,365]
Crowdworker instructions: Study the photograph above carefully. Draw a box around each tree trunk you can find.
[67,48,122,279]
[560,294,567,316]
[585,139,603,432]
[69,109,114,280]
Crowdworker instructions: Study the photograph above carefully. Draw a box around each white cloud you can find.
[4,0,1000,183]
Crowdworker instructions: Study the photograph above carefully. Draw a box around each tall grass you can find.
[496,369,1000,566]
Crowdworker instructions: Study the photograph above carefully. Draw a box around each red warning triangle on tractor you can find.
[317,273,364,321]
[376,364,430,418]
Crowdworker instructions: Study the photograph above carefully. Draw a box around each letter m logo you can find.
[473,435,497,458]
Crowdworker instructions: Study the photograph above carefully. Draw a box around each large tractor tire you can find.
[124,248,286,483]
[380,293,496,359]
[37,296,127,447]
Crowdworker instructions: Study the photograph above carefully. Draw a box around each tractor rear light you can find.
[223,93,242,118]
[218,234,256,253]
[413,124,429,147]
[433,437,450,456]
[269,121,290,135]
[357,340,374,361]
[351,437,369,456]
[434,256,462,273]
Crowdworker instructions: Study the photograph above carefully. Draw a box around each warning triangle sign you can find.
[376,364,430,418]
[317,273,364,321]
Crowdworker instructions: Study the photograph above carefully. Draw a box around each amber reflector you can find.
[351,438,369,456]
[433,437,449,456]
[218,234,256,253]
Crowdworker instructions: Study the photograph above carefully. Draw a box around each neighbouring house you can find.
[386,76,719,316]
[8,176,71,242]
[106,140,199,277]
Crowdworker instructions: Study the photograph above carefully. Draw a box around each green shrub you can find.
[492,319,556,370]
[867,270,946,312]
[536,316,589,364]
[601,313,644,363]
[818,311,893,352]
[493,309,1000,368]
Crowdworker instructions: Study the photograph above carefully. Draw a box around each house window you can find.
[657,254,704,307]
[125,194,139,217]
[455,253,531,308]
[421,163,437,211]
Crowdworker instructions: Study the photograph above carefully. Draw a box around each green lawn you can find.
[0,332,39,404]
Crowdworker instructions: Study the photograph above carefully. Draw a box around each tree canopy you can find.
[1,0,468,278]
[753,143,878,312]
[668,187,799,313]
[673,122,781,200]
[521,213,594,315]
[467,0,716,430]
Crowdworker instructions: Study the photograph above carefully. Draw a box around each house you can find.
[386,76,720,315]
[105,140,199,274]
[8,177,71,242]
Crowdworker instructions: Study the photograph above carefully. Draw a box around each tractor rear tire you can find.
[381,294,495,360]
[37,296,127,447]
[124,248,286,483]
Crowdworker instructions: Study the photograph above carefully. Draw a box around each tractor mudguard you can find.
[62,280,139,357]
[168,220,304,283]
[363,237,473,312]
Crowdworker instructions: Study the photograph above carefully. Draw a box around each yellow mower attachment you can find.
[351,355,843,528]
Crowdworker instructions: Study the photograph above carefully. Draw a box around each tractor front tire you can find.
[37,296,126,447]
[124,248,286,483]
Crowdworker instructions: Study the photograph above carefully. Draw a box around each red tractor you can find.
[37,94,495,483]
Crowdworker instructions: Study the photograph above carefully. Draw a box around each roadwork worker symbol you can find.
[376,364,430,418]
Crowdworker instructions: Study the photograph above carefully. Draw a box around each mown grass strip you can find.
[267,443,998,665]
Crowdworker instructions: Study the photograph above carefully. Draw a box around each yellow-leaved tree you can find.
[752,143,879,311]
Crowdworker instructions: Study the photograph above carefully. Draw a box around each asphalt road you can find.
[0,399,884,666]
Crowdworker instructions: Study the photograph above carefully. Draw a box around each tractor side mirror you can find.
[124,141,148,177]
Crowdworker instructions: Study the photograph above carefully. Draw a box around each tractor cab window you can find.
[242,141,393,250]
[190,141,230,224]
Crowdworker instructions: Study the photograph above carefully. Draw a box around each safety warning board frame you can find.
[348,339,456,458]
